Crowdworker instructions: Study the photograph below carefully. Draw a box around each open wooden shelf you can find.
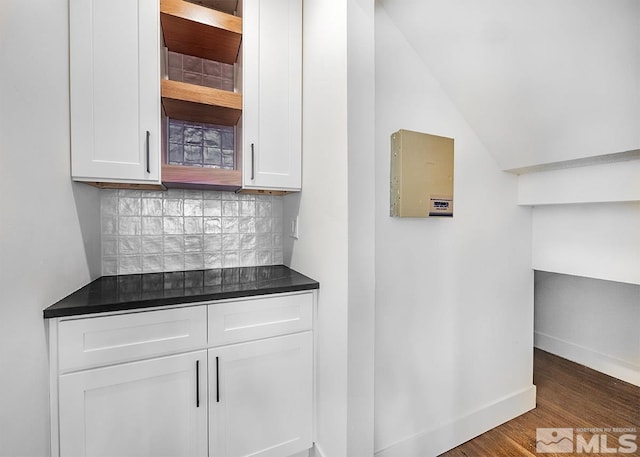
[162,164,241,191]
[161,79,242,126]
[159,0,243,190]
[160,0,242,64]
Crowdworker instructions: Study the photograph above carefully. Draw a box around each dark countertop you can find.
[44,265,319,319]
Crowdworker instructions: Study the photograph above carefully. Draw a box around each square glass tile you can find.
[168,119,235,170]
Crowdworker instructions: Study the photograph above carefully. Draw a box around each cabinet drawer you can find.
[208,293,312,346]
[58,306,207,372]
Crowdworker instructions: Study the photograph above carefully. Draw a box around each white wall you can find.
[283,0,350,454]
[0,0,101,455]
[535,271,640,386]
[284,1,378,455]
[374,6,535,456]
[531,200,639,385]
[346,0,376,455]
[379,0,640,171]
[532,202,640,285]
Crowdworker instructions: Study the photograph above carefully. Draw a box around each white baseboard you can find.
[374,385,536,457]
[535,331,640,387]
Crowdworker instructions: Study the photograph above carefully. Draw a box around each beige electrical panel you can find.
[390,129,454,218]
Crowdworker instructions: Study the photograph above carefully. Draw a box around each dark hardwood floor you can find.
[439,349,640,457]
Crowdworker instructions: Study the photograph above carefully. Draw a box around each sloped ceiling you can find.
[378,0,640,170]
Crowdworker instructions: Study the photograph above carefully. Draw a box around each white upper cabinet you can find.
[242,0,302,192]
[69,0,161,184]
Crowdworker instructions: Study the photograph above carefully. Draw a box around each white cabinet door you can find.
[242,0,302,192]
[209,332,313,457]
[59,351,207,457]
[70,0,161,184]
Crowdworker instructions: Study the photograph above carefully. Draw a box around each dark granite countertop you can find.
[44,265,319,319]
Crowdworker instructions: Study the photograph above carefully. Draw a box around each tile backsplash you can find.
[101,189,284,276]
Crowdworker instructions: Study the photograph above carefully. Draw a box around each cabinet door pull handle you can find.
[216,356,220,403]
[250,143,255,180]
[196,359,200,408]
[145,130,150,174]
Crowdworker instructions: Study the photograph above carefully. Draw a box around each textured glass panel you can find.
[273,250,284,264]
[272,233,283,248]
[167,51,233,91]
[256,201,271,217]
[184,218,203,234]
[222,217,238,233]
[222,201,239,216]
[100,190,118,215]
[164,235,184,253]
[204,217,222,234]
[119,256,142,274]
[184,190,203,199]
[221,234,240,250]
[119,217,141,235]
[185,253,204,270]
[204,252,222,269]
[103,258,117,276]
[184,199,203,216]
[163,199,183,216]
[142,198,163,216]
[164,254,185,271]
[204,234,222,252]
[142,217,163,235]
[102,216,118,235]
[167,119,235,169]
[238,217,255,233]
[103,237,118,256]
[119,197,141,216]
[240,251,256,267]
[143,255,163,273]
[255,218,272,233]
[222,251,239,268]
[239,201,255,216]
[256,250,272,266]
[256,233,272,249]
[204,200,222,216]
[240,234,256,250]
[142,236,163,254]
[163,217,184,235]
[185,235,204,252]
[272,217,283,233]
[119,236,141,255]
[203,190,222,200]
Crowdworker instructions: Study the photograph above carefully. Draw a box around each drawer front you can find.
[208,293,313,346]
[58,306,207,372]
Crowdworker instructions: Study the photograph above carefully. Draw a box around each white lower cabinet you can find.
[209,332,313,457]
[59,351,208,457]
[50,292,314,457]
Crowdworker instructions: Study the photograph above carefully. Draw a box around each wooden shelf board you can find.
[162,164,241,191]
[160,0,242,64]
[83,182,166,191]
[161,80,242,125]
[237,189,292,196]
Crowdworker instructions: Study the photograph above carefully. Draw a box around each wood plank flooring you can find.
[439,349,640,457]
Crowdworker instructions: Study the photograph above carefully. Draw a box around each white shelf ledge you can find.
[513,150,640,205]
